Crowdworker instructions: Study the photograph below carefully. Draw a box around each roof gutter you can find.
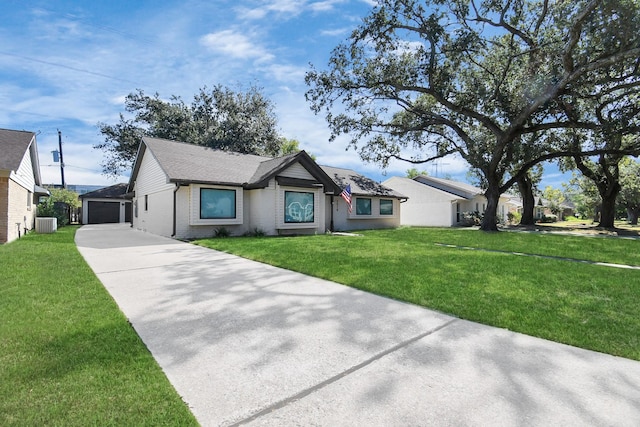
[172,183,180,238]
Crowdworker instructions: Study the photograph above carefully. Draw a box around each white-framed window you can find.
[277,186,321,230]
[190,184,243,225]
[380,199,393,215]
[200,188,236,219]
[355,198,372,215]
[284,190,315,223]
[350,198,398,219]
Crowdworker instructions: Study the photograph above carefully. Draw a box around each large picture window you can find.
[285,191,314,223]
[200,188,236,219]
[356,198,372,215]
[380,199,393,215]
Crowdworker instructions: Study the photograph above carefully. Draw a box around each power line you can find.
[0,50,139,85]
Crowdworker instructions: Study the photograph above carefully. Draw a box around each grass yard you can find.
[0,227,197,426]
[194,227,640,361]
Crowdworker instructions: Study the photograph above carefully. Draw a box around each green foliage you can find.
[460,211,482,227]
[507,211,522,225]
[306,0,640,231]
[48,188,81,208]
[542,186,566,216]
[97,85,283,177]
[540,214,558,223]
[564,172,600,220]
[277,137,316,160]
[214,227,230,238]
[618,158,640,224]
[405,167,428,178]
[36,188,80,227]
[243,228,266,237]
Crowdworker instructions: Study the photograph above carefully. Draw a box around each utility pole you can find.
[58,130,66,188]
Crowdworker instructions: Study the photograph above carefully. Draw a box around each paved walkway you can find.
[76,224,640,427]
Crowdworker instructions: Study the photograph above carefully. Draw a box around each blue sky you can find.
[1,0,565,189]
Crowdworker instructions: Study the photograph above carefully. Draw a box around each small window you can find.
[356,198,372,215]
[27,191,32,210]
[380,199,393,215]
[200,188,236,219]
[144,195,148,211]
[456,203,460,222]
[285,191,314,223]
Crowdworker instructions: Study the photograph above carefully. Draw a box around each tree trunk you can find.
[627,207,639,225]
[517,175,536,225]
[598,183,621,229]
[480,186,500,231]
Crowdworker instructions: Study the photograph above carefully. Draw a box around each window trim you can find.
[379,199,393,216]
[277,186,320,230]
[355,197,372,216]
[200,188,237,220]
[284,190,315,224]
[349,197,399,220]
[190,184,243,226]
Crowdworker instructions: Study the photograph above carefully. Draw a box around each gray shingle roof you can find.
[0,128,36,172]
[79,183,130,199]
[249,153,299,184]
[321,165,407,199]
[132,138,341,194]
[142,137,270,185]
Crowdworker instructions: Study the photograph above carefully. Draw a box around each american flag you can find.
[340,184,352,213]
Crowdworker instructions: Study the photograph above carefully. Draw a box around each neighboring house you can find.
[321,165,406,231]
[79,183,132,224]
[127,137,406,239]
[533,197,575,221]
[383,175,514,227]
[0,128,49,243]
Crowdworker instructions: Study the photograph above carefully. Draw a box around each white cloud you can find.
[236,0,306,20]
[320,28,350,37]
[200,30,274,62]
[267,63,308,83]
[309,0,347,12]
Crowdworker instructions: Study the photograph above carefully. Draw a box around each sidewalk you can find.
[76,224,640,426]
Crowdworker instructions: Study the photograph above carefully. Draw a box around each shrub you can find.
[243,228,266,237]
[214,227,230,237]
[460,211,482,226]
[507,211,522,225]
[37,199,69,227]
[539,214,558,223]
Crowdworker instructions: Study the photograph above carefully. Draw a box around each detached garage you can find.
[80,183,132,224]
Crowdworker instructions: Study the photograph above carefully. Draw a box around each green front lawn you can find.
[0,227,197,426]
[195,227,640,361]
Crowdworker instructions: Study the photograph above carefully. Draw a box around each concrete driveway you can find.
[76,224,640,426]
